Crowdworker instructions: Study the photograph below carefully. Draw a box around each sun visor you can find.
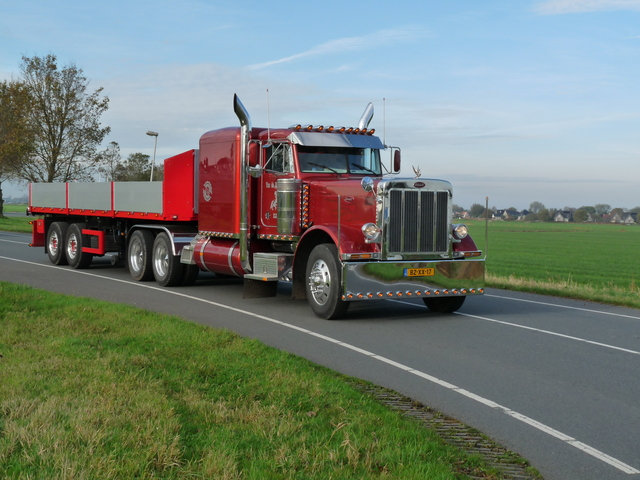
[288,131,385,149]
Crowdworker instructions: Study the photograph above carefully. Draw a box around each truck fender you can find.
[128,225,198,257]
[291,226,337,300]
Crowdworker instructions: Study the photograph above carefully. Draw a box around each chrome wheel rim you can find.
[308,259,331,305]
[49,231,60,257]
[129,239,143,273]
[153,241,169,278]
[66,233,78,260]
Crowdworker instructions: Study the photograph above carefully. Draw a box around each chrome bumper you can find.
[341,258,485,301]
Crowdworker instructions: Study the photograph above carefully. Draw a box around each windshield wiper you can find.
[307,162,340,174]
[351,163,377,175]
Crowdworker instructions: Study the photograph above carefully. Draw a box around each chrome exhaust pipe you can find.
[357,102,374,130]
[233,94,252,273]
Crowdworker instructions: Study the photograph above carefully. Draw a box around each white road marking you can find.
[0,238,30,245]
[486,293,640,321]
[1,255,639,475]
[393,299,640,357]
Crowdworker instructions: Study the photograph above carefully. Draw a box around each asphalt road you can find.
[1,229,639,480]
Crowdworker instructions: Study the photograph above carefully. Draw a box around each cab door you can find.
[259,142,294,230]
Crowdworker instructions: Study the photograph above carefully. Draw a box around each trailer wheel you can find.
[47,222,69,265]
[65,223,94,269]
[306,243,349,320]
[128,229,155,281]
[152,232,183,287]
[423,296,466,313]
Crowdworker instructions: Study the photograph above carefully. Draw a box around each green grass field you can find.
[0,204,32,233]
[466,220,640,308]
[0,282,497,479]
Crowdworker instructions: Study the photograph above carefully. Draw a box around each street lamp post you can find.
[146,131,158,181]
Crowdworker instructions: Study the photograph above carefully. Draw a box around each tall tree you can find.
[97,141,122,181]
[14,54,110,183]
[0,80,33,217]
[529,201,545,213]
[114,152,163,181]
[594,204,611,215]
[469,203,486,218]
[573,209,589,223]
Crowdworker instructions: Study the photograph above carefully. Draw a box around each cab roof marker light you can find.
[316,125,324,131]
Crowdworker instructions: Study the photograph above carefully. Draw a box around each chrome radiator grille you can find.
[386,189,449,255]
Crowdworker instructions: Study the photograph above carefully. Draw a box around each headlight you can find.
[362,223,381,243]
[453,224,468,239]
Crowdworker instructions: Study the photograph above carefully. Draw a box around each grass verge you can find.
[0,281,491,480]
[465,220,640,309]
[0,204,33,233]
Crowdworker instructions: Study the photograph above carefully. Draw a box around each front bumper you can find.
[341,258,485,301]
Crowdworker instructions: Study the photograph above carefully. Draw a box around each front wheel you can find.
[152,232,184,287]
[306,243,349,320]
[423,296,466,313]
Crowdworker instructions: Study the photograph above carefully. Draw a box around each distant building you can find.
[554,211,572,222]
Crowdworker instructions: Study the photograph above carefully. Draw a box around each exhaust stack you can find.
[357,102,374,130]
[233,94,252,273]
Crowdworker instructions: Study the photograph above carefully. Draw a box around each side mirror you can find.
[361,176,374,192]
[248,142,260,166]
[393,149,401,173]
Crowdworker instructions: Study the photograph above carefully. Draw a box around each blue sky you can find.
[2,0,639,210]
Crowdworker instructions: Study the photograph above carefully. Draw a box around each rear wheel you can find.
[47,222,69,265]
[152,232,183,287]
[306,243,349,320]
[423,296,466,313]
[128,229,155,281]
[65,223,93,269]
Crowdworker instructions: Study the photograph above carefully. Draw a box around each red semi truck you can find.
[28,95,484,319]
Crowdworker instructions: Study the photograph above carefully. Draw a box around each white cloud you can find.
[535,0,640,14]
[247,27,427,70]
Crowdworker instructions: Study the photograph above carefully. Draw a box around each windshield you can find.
[297,146,382,175]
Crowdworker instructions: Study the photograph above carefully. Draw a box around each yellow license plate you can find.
[404,268,435,277]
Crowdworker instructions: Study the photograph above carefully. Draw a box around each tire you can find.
[180,264,200,286]
[47,222,69,265]
[305,243,349,320]
[152,232,183,287]
[128,229,155,281]
[65,223,93,269]
[423,296,466,313]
